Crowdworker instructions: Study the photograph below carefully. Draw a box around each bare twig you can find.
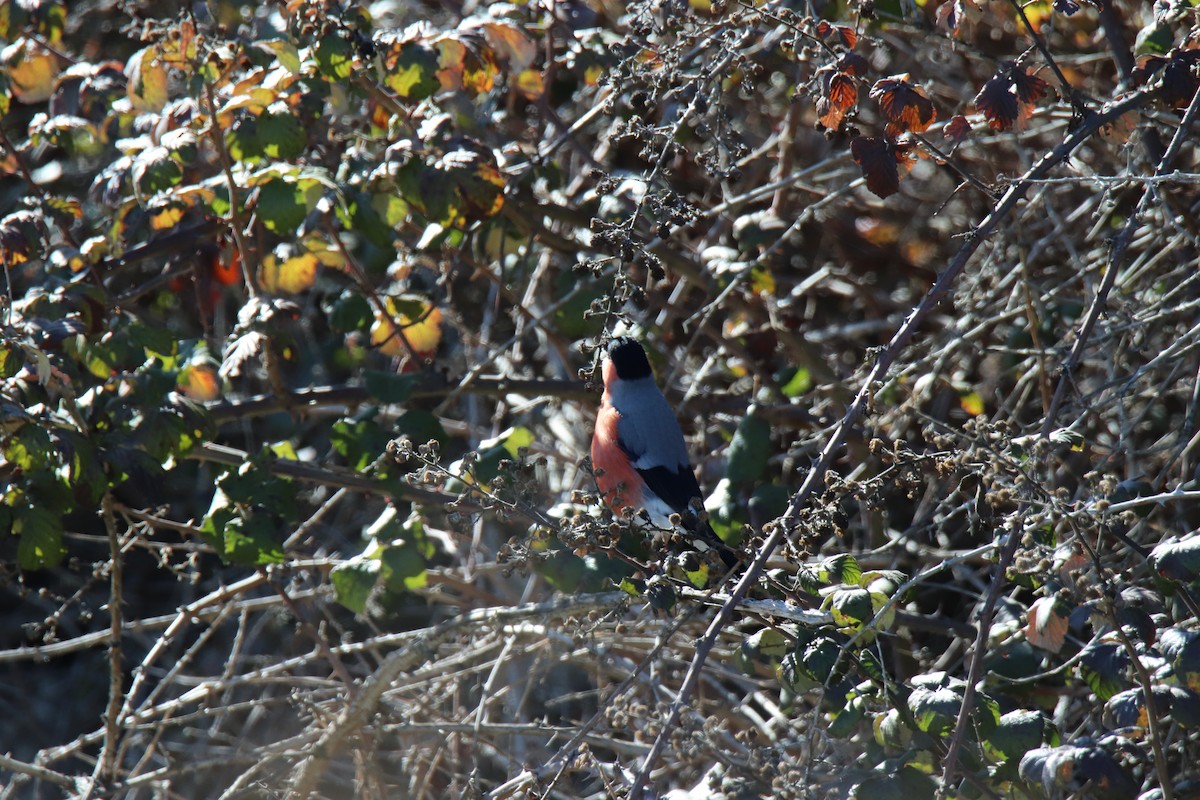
[1043,84,1200,436]
[629,86,1158,798]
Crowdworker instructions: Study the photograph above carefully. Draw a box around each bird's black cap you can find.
[607,337,653,380]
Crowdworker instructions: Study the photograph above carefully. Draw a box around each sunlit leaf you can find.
[379,38,440,100]
[260,245,319,294]
[435,34,498,95]
[125,45,169,111]
[258,109,306,160]
[257,38,302,74]
[0,210,50,265]
[177,363,222,401]
[1,37,60,104]
[314,32,354,80]
[1025,596,1071,653]
[370,297,444,357]
[870,74,936,136]
[478,21,537,70]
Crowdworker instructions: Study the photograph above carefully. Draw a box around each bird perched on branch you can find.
[590,336,739,571]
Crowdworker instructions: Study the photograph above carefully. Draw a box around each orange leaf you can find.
[869,75,936,136]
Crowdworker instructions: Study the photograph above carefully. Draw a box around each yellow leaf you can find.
[260,248,319,294]
[749,266,775,295]
[960,391,985,417]
[370,299,443,357]
[515,69,544,99]
[219,86,277,119]
[126,45,169,111]
[159,18,197,67]
[148,201,186,230]
[435,35,496,96]
[2,37,60,104]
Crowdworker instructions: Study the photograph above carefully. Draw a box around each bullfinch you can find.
[590,337,739,570]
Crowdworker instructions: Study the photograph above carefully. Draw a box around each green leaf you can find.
[1078,640,1130,701]
[0,341,23,378]
[219,514,286,565]
[1150,535,1200,582]
[226,116,263,162]
[738,628,789,676]
[259,39,302,73]
[380,538,427,591]
[344,191,399,248]
[331,559,379,613]
[1134,22,1174,56]
[908,684,962,736]
[328,290,373,333]
[725,410,770,484]
[819,553,863,586]
[850,765,938,800]
[618,576,645,596]
[986,709,1049,763]
[331,417,391,471]
[4,424,52,471]
[380,40,440,100]
[394,410,447,445]
[14,504,66,570]
[364,369,420,404]
[132,146,183,195]
[258,110,306,160]
[828,695,866,738]
[315,33,354,79]
[780,366,812,398]
[256,176,309,234]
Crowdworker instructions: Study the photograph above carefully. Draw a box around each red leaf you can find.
[818,71,858,129]
[1011,64,1050,104]
[975,63,1051,131]
[944,114,971,141]
[974,73,1020,131]
[838,52,869,77]
[870,74,936,136]
[816,20,858,49]
[851,136,913,199]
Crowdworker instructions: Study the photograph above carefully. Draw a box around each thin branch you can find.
[1043,83,1200,436]
[629,85,1159,798]
[287,593,627,799]
[186,441,471,506]
[1006,0,1079,110]
[0,753,80,791]
[99,494,126,786]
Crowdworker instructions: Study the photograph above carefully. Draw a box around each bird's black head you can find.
[607,337,653,380]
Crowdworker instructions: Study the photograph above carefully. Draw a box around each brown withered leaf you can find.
[850,136,914,199]
[944,114,971,141]
[816,20,858,49]
[870,75,936,136]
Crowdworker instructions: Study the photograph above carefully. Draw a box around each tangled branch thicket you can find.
[2,0,1200,797]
